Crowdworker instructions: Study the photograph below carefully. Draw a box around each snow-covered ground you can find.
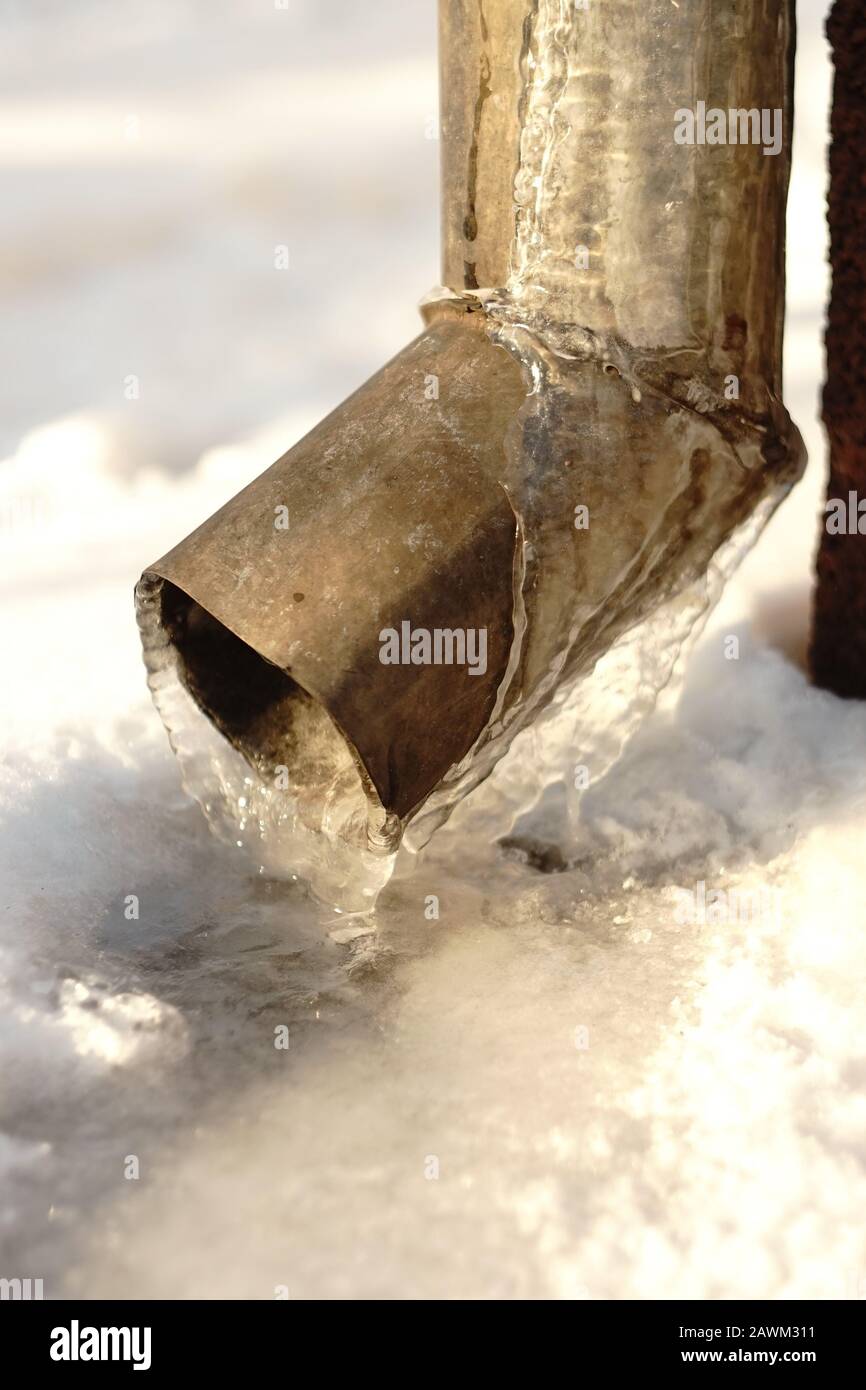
[3,1,864,1300]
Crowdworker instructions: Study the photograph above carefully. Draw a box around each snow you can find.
[3,0,864,1300]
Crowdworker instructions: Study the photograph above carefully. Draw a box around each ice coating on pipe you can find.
[136,0,805,912]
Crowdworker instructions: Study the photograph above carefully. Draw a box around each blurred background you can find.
[4,1,864,1302]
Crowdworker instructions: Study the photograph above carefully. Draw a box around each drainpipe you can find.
[136,0,804,910]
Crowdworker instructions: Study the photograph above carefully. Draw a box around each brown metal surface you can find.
[811,0,866,698]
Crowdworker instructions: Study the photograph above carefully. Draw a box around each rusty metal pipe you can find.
[136,0,804,909]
